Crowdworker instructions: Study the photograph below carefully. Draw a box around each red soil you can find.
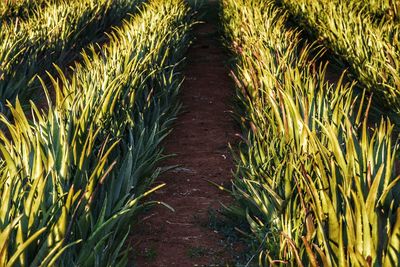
[130,3,242,267]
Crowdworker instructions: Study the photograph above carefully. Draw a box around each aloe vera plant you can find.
[0,0,193,265]
[222,0,400,265]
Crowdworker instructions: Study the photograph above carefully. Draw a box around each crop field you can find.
[1,0,400,266]
[0,0,193,265]
[222,0,400,266]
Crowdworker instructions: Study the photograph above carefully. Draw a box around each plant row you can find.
[221,0,400,266]
[274,0,400,118]
[364,0,399,22]
[0,0,144,113]
[0,0,193,265]
[0,0,58,22]
[342,0,399,23]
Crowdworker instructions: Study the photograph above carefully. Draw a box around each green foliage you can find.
[0,0,193,265]
[0,0,144,113]
[278,0,400,117]
[349,0,399,22]
[222,0,400,265]
[0,0,59,21]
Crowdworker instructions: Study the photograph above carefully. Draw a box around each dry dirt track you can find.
[131,1,242,266]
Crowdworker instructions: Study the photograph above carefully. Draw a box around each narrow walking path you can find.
[131,1,240,266]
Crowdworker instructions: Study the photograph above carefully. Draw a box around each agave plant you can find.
[0,0,193,265]
[222,0,400,265]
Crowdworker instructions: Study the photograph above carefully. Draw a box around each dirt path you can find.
[131,1,240,266]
